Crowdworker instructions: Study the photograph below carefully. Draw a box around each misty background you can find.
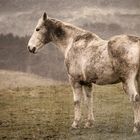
[0,0,140,82]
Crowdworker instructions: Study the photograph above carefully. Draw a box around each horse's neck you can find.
[52,34,75,56]
[51,21,83,55]
[51,19,101,57]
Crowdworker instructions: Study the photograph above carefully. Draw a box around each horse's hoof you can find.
[84,120,94,128]
[71,121,79,129]
[133,123,140,135]
[132,127,140,135]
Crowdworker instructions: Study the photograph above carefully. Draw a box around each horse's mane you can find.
[49,18,84,32]
[48,17,100,41]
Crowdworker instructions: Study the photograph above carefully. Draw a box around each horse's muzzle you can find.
[28,46,36,54]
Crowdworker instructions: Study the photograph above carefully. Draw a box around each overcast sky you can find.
[0,0,139,37]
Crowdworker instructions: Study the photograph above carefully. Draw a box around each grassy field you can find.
[0,84,140,140]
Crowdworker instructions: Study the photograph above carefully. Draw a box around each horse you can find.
[28,12,140,134]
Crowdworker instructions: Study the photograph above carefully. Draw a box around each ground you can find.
[0,84,140,140]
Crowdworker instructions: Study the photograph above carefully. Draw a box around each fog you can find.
[0,0,139,37]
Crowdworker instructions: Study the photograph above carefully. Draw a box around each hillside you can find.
[0,70,62,90]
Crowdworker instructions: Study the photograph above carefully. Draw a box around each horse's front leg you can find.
[83,83,94,128]
[70,79,83,128]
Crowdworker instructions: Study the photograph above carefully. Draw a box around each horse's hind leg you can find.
[82,83,94,128]
[133,74,140,134]
[122,72,140,134]
[123,72,139,102]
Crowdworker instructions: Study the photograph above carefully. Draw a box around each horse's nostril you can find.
[32,47,36,53]
[27,46,36,53]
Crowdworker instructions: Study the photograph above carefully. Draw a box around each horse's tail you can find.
[137,36,140,81]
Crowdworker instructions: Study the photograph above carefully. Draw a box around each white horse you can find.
[28,12,140,134]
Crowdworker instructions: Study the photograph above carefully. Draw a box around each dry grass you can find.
[0,70,62,90]
[0,84,140,140]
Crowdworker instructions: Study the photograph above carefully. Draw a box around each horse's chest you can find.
[65,56,83,80]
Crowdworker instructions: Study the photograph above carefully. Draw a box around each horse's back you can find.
[108,34,140,80]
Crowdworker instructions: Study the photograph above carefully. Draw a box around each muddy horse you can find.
[28,12,140,133]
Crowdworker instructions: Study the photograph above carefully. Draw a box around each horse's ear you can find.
[43,12,48,21]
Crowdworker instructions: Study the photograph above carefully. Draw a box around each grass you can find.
[0,84,140,140]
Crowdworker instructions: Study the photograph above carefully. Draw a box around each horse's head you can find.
[28,12,52,54]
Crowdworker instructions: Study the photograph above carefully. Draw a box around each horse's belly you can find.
[84,52,120,85]
[92,73,120,85]
[86,67,120,85]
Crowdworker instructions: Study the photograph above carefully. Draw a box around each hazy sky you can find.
[0,0,139,37]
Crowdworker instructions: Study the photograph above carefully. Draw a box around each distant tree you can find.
[0,33,67,81]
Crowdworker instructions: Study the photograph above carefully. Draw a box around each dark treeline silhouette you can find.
[0,33,68,81]
[0,33,28,46]
[81,22,124,39]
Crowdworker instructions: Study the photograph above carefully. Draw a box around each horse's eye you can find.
[36,28,40,31]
